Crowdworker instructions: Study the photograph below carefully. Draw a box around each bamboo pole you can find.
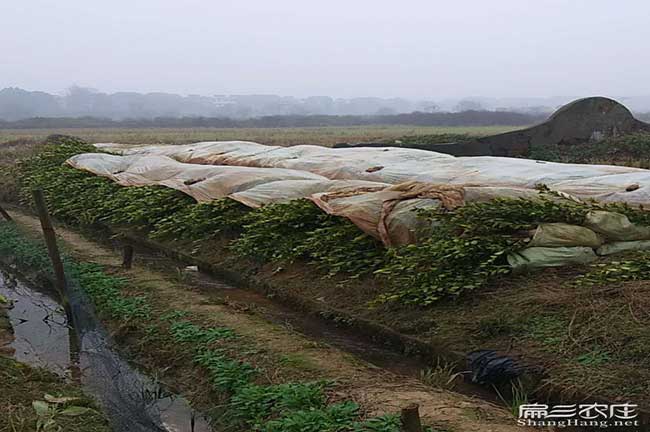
[31,189,67,294]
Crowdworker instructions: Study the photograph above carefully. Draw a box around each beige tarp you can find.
[597,240,650,256]
[508,247,598,271]
[68,142,650,266]
[69,152,542,246]
[94,142,649,203]
[528,223,603,248]
[584,211,650,241]
[310,182,465,245]
[67,153,330,202]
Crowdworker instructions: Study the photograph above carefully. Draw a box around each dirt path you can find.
[8,210,529,432]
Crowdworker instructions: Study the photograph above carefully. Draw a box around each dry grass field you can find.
[0,125,522,147]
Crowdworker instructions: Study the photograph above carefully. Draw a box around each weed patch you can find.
[528,132,650,168]
[0,357,110,432]
[576,256,650,286]
[0,221,418,431]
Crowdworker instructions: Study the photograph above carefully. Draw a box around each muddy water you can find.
[0,272,71,375]
[0,270,212,432]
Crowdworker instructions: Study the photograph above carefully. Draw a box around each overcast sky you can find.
[2,0,649,99]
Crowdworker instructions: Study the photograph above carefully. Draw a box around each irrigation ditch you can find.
[1,205,647,431]
[0,267,211,432]
[119,229,650,424]
[87,216,650,430]
[0,208,529,432]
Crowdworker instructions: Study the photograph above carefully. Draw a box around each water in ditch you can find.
[0,269,212,432]
[140,253,498,402]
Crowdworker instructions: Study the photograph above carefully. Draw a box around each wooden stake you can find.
[400,403,423,432]
[0,204,12,222]
[122,244,134,269]
[31,189,67,294]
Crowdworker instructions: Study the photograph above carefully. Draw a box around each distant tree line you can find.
[0,110,548,129]
[0,86,563,123]
[0,86,451,121]
[8,86,650,128]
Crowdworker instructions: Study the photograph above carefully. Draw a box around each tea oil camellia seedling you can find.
[15,135,650,307]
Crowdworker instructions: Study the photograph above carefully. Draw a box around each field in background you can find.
[0,125,522,146]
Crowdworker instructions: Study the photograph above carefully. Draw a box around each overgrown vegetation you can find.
[0,138,44,203]
[14,135,650,307]
[230,199,387,278]
[0,357,110,432]
[528,132,650,168]
[0,221,420,431]
[152,199,252,241]
[375,196,593,304]
[576,255,650,286]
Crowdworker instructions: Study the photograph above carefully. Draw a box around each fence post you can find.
[31,189,67,294]
[401,403,423,432]
[122,244,134,269]
[0,204,12,222]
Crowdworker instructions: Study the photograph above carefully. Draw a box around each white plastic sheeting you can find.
[67,153,329,202]
[94,141,649,203]
[67,142,650,270]
[70,152,535,245]
[231,179,389,208]
[95,141,456,184]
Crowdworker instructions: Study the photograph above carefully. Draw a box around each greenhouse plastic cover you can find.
[67,141,650,253]
[528,223,603,249]
[68,151,548,246]
[94,141,650,204]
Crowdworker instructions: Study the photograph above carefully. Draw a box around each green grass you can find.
[0,357,111,432]
[278,354,320,373]
[0,221,421,432]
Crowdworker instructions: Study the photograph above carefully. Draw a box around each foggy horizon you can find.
[3,0,650,100]
[3,84,644,104]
